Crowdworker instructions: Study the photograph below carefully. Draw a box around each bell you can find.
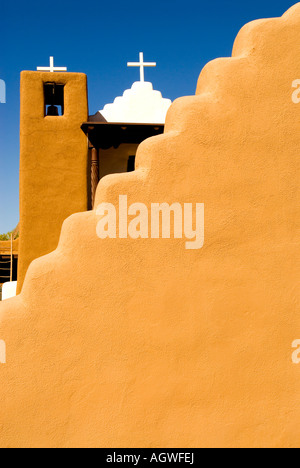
[47,105,59,116]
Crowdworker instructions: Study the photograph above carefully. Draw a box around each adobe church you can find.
[16,53,171,292]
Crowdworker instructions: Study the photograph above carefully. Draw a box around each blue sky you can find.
[0,0,297,233]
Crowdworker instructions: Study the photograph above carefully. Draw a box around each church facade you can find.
[17,59,171,291]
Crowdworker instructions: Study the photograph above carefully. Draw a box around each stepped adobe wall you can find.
[0,4,299,448]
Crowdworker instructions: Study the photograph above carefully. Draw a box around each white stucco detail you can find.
[2,281,17,301]
[97,81,172,124]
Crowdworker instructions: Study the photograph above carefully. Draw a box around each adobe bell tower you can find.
[18,61,88,292]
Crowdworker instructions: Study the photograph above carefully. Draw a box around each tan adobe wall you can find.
[0,239,19,256]
[0,4,299,448]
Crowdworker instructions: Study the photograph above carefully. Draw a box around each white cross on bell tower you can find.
[127,52,156,82]
[37,56,67,72]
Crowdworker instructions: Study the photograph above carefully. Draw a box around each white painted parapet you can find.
[2,281,17,300]
[97,81,172,124]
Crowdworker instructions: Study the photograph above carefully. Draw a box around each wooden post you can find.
[91,147,99,209]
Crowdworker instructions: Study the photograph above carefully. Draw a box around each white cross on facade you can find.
[127,52,156,82]
[37,56,67,72]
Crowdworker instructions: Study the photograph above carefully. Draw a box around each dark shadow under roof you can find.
[81,122,164,150]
